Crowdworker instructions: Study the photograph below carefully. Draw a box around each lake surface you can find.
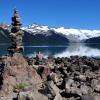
[0,43,100,58]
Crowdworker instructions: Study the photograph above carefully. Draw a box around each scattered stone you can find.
[0,54,100,99]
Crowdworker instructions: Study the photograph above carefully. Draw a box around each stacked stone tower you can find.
[8,9,24,55]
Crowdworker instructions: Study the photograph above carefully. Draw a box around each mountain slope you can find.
[85,37,100,43]
[1,24,100,45]
[0,28,10,43]
[0,27,69,45]
[85,37,100,49]
[23,30,69,46]
[23,24,100,42]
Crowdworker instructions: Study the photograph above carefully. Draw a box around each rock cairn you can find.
[8,8,24,55]
[0,9,47,100]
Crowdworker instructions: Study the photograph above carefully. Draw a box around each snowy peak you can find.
[22,24,49,33]
[22,24,100,42]
[52,27,100,41]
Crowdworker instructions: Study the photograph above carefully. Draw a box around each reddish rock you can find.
[0,53,42,98]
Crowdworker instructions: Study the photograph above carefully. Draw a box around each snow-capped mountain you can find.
[22,24,50,36]
[52,27,100,42]
[0,26,69,46]
[22,24,100,42]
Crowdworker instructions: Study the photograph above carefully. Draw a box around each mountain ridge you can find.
[22,24,100,42]
[0,24,100,44]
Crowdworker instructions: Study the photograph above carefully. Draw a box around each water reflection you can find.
[55,43,100,57]
[0,43,100,58]
[0,44,10,56]
[24,46,68,57]
[85,43,100,49]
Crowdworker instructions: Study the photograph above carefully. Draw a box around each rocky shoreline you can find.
[0,8,100,100]
[0,53,100,100]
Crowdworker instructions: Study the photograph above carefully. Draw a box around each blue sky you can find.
[0,0,100,29]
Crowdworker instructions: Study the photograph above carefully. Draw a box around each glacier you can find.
[22,24,100,42]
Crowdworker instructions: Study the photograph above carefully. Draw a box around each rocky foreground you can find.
[0,53,100,100]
